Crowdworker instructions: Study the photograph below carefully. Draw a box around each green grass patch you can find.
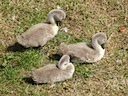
[0,0,128,95]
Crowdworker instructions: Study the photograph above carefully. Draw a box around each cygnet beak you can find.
[101,43,105,49]
[56,21,62,26]
[56,64,59,69]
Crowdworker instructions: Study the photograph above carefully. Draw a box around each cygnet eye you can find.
[103,39,106,43]
[64,63,67,66]
[21,35,24,38]
[98,40,101,45]
[60,17,63,20]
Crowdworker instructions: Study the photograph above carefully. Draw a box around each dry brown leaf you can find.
[119,27,127,33]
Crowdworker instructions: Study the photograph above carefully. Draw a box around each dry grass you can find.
[0,0,128,96]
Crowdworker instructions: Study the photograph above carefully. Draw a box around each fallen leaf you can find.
[119,27,127,33]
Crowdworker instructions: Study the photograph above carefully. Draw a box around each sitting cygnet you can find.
[31,55,75,85]
[16,9,66,47]
[59,32,107,63]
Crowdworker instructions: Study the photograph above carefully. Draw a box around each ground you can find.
[0,0,128,96]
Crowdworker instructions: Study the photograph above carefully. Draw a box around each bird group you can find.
[16,7,107,87]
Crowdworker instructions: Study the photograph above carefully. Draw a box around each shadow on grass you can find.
[49,54,62,61]
[0,65,5,69]
[71,57,94,64]
[23,77,47,85]
[23,77,37,85]
[48,54,90,64]
[70,57,86,64]
[6,42,40,52]
[6,42,28,52]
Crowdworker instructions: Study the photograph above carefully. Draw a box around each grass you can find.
[0,0,128,96]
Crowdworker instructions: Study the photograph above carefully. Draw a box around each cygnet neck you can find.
[48,14,56,25]
[92,38,103,51]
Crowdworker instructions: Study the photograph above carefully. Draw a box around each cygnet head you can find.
[48,9,66,25]
[57,55,71,70]
[92,32,107,49]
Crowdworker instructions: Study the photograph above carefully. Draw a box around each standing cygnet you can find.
[31,55,75,85]
[59,32,107,63]
[16,9,66,47]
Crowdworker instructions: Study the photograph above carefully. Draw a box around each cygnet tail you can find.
[16,35,23,45]
[31,70,40,83]
[59,43,69,55]
[16,35,28,47]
